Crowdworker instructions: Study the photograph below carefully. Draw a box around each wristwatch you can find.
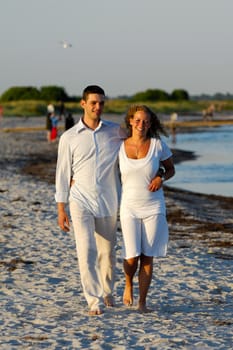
[157,167,165,180]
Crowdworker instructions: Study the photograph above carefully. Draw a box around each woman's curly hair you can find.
[124,104,167,138]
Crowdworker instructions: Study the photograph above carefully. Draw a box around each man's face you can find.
[81,93,105,120]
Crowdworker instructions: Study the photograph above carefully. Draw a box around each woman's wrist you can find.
[157,167,166,182]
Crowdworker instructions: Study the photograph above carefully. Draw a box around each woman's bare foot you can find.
[137,303,153,313]
[88,309,104,316]
[123,286,133,306]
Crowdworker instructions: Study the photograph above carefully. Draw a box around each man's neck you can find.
[82,117,100,130]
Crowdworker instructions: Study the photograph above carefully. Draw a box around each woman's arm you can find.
[148,157,175,192]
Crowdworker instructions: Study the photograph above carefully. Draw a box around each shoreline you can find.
[9,129,233,244]
[1,114,233,133]
[1,127,233,241]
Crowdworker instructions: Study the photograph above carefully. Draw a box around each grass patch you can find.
[1,99,233,117]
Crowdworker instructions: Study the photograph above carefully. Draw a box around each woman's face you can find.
[130,110,151,136]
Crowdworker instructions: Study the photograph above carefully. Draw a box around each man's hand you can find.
[57,203,70,232]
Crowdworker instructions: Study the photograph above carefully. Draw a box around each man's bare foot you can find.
[88,309,104,316]
[104,295,114,307]
[137,303,153,313]
[123,286,133,306]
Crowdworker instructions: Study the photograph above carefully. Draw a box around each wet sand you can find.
[1,127,232,349]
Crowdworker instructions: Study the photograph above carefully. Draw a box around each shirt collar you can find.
[75,118,108,133]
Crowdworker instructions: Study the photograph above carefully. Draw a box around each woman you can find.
[46,104,54,142]
[119,105,175,313]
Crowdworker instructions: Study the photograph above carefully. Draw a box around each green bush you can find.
[171,89,189,101]
[130,88,189,102]
[131,89,170,102]
[40,86,68,101]
[0,85,69,102]
[1,86,41,101]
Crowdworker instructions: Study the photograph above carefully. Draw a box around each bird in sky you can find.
[60,40,72,48]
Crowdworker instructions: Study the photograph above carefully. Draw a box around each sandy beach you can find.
[1,119,233,349]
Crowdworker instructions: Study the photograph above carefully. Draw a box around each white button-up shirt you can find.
[55,118,125,217]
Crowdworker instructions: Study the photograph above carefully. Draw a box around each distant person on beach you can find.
[65,112,74,130]
[55,85,126,315]
[46,104,54,142]
[118,104,175,313]
[202,104,215,121]
[50,111,59,142]
[169,112,178,143]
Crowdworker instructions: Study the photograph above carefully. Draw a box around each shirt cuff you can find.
[55,192,69,203]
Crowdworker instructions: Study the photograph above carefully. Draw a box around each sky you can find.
[1,0,233,98]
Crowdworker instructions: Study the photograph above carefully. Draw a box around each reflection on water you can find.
[166,125,233,197]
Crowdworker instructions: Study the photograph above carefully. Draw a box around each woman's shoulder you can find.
[151,136,168,146]
[150,137,171,155]
[150,137,161,146]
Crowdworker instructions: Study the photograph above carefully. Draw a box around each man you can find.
[55,85,125,315]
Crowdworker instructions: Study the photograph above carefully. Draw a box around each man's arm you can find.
[55,134,72,232]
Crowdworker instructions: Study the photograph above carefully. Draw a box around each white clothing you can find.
[47,104,55,113]
[170,112,178,122]
[119,138,172,217]
[119,137,172,259]
[55,118,125,217]
[121,214,168,259]
[55,118,125,310]
[70,201,117,311]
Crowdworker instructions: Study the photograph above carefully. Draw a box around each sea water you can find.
[166,125,233,197]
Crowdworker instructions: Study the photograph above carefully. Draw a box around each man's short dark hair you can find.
[82,85,105,100]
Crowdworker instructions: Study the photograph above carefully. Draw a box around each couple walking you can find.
[55,85,175,315]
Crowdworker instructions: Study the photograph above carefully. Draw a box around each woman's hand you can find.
[148,176,163,192]
[148,157,175,192]
[70,178,75,187]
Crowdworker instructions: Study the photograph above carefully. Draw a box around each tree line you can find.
[0,86,78,102]
[2,86,232,103]
[0,86,190,102]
